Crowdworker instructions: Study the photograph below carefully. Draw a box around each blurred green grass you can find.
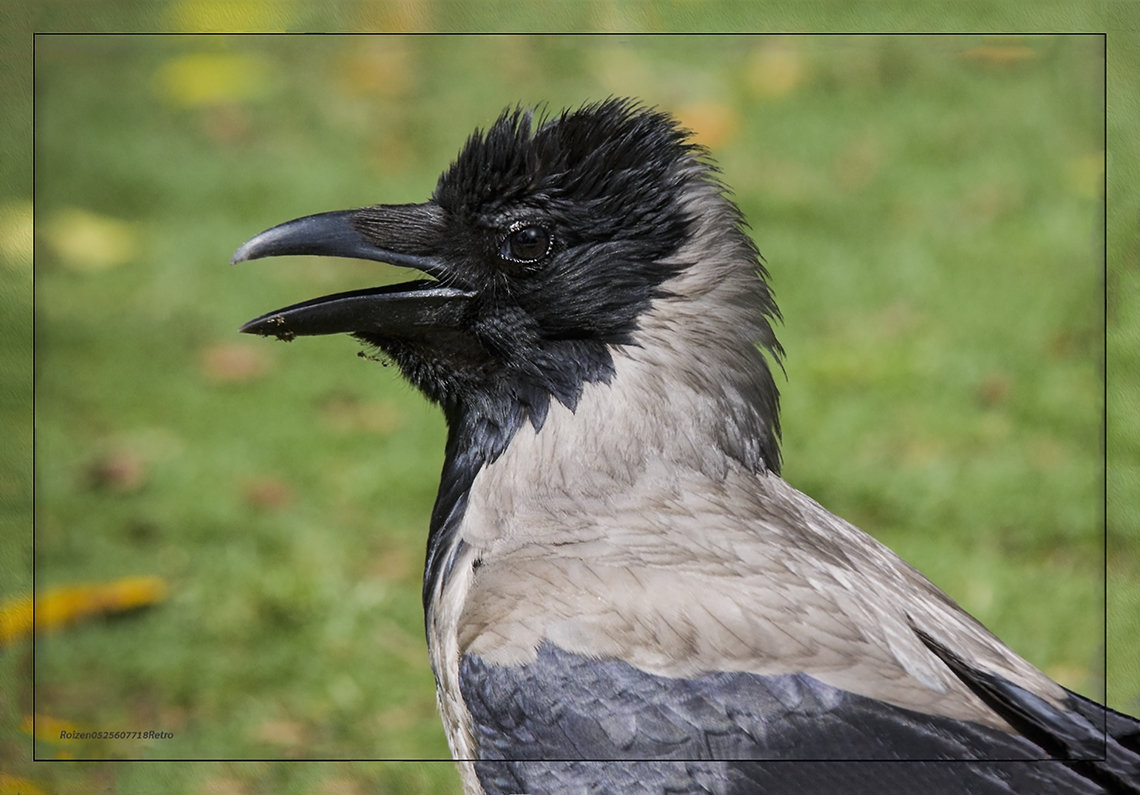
[5,26,1136,795]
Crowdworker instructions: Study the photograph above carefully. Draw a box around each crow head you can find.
[236,99,782,471]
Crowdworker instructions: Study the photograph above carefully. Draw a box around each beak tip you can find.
[230,238,259,265]
[239,315,297,341]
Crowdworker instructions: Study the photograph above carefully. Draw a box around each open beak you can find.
[233,203,474,340]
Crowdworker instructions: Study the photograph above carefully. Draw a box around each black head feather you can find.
[368,100,767,458]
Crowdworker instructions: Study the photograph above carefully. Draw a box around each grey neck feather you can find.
[632,176,783,478]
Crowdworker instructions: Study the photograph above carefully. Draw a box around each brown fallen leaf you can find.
[196,776,252,795]
[254,717,307,747]
[241,477,294,511]
[86,449,148,494]
[319,394,403,434]
[201,103,254,146]
[959,41,1040,68]
[199,343,273,383]
[673,101,740,150]
[976,373,1012,408]
[337,40,415,98]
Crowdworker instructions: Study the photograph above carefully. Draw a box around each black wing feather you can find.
[460,641,1116,794]
[918,630,1140,793]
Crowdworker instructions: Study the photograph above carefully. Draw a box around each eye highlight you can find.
[500,223,553,265]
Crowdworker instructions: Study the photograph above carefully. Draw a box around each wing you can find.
[451,467,1139,793]
[918,630,1140,793]
[460,641,1112,794]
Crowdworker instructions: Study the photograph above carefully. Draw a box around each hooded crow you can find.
[234,99,1139,794]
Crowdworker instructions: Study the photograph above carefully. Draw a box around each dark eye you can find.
[500,223,552,264]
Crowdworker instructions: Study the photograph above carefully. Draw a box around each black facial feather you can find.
[352,99,782,507]
[355,100,732,462]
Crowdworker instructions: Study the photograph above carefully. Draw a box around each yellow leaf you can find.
[20,714,87,744]
[44,208,138,272]
[0,200,33,268]
[0,774,51,795]
[747,40,807,100]
[1066,151,1104,200]
[155,52,270,108]
[165,0,291,32]
[0,576,168,645]
[0,593,31,644]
